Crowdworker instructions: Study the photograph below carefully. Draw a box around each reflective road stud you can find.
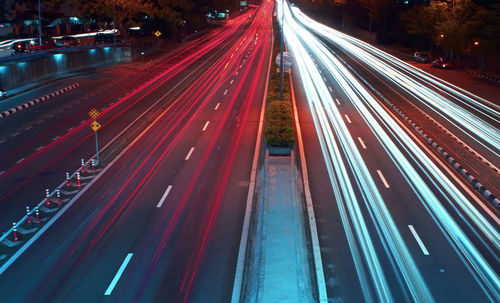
[13,222,19,241]
[56,189,61,206]
[66,172,71,187]
[76,172,81,187]
[81,159,86,173]
[45,189,51,206]
[35,207,40,224]
[26,206,32,224]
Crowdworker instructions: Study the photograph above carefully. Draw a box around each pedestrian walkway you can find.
[245,152,314,303]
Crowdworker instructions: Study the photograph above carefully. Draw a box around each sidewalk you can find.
[244,152,315,303]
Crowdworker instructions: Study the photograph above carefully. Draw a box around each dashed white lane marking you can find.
[185,147,195,160]
[224,89,228,96]
[236,71,238,76]
[408,225,429,255]
[328,86,333,92]
[48,114,55,118]
[357,137,367,149]
[12,132,20,137]
[57,110,64,114]
[52,136,60,141]
[202,121,210,131]
[80,120,86,124]
[0,171,4,175]
[335,98,340,105]
[67,127,74,132]
[344,115,351,124]
[104,253,133,295]
[230,79,234,85]
[37,120,44,124]
[16,158,25,164]
[156,185,173,208]
[0,139,5,144]
[376,170,390,188]
[25,125,33,130]
[36,145,44,151]
[214,103,220,110]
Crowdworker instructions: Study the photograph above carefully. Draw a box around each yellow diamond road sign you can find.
[91,121,101,132]
[154,30,162,37]
[88,108,100,120]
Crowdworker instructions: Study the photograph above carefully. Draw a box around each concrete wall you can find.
[0,46,131,90]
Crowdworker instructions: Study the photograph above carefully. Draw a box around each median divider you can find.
[0,83,79,118]
[0,157,101,272]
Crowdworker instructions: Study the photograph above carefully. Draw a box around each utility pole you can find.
[38,0,42,46]
[279,0,284,100]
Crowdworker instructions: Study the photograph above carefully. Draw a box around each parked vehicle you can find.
[94,33,124,44]
[413,51,431,63]
[28,37,56,52]
[55,36,79,47]
[11,41,29,55]
[432,57,453,69]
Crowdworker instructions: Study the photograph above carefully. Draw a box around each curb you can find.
[0,83,79,118]
[456,67,500,84]
[382,95,500,209]
[290,74,328,302]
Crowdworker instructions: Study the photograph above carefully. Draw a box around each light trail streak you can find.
[283,1,500,301]
[294,9,500,159]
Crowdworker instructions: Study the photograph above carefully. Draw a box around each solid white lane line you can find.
[25,125,33,130]
[202,121,210,131]
[376,170,390,188]
[12,132,20,137]
[335,98,340,105]
[408,225,429,255]
[224,89,228,96]
[344,115,351,124]
[67,127,74,132]
[156,185,172,208]
[52,136,60,141]
[214,103,220,110]
[185,147,195,160]
[358,137,367,149]
[104,253,133,295]
[36,145,44,151]
[16,158,25,164]
[328,86,332,92]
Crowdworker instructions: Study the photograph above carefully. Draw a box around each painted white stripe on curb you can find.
[156,185,172,208]
[104,253,133,295]
[377,170,390,188]
[185,147,195,160]
[408,225,429,255]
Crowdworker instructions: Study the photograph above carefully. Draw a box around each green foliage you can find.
[264,17,296,149]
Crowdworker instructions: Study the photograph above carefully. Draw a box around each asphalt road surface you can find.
[0,1,273,301]
[282,1,499,302]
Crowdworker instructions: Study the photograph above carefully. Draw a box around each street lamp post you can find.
[279,0,284,100]
[38,0,42,47]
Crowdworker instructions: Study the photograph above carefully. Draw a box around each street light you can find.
[38,0,42,47]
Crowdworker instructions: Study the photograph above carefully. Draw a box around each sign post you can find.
[88,108,101,167]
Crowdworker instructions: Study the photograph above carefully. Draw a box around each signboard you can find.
[154,31,162,37]
[88,108,100,120]
[275,52,293,69]
[90,121,101,132]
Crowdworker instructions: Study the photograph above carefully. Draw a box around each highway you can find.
[280,1,500,302]
[0,0,273,301]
